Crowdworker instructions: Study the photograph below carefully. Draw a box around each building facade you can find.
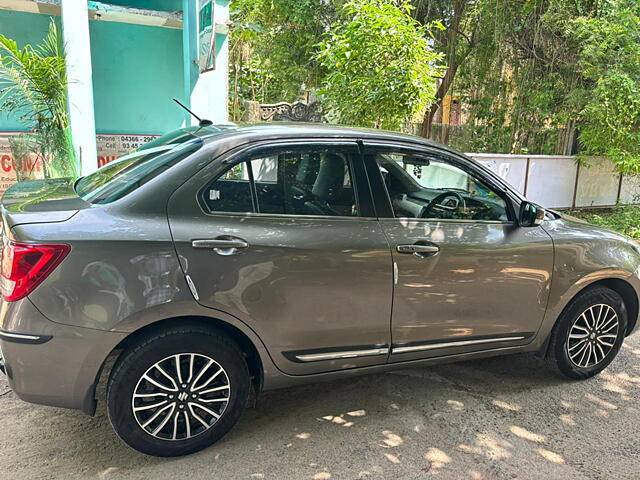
[0,0,230,190]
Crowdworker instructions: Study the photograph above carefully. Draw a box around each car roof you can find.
[198,122,445,149]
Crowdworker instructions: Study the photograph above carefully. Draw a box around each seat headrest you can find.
[295,155,320,184]
[312,153,346,201]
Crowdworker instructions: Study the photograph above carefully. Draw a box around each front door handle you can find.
[396,243,439,257]
[191,237,249,255]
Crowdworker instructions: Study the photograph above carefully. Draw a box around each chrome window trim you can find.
[200,139,369,219]
[295,347,389,362]
[392,336,526,354]
[200,211,380,222]
[379,217,514,226]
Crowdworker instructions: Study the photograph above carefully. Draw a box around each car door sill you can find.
[391,334,533,355]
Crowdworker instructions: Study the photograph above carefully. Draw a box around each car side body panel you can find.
[0,125,639,416]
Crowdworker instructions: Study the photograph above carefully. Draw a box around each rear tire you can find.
[548,286,627,379]
[107,326,250,457]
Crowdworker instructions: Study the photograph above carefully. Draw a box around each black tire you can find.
[548,286,627,380]
[107,326,250,457]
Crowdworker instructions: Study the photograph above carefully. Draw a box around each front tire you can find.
[107,326,250,456]
[548,286,627,379]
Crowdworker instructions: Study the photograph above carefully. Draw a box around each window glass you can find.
[374,152,509,221]
[205,162,254,213]
[75,140,202,204]
[204,148,359,216]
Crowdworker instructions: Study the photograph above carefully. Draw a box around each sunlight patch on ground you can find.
[537,448,565,464]
[458,434,512,460]
[99,467,119,479]
[381,431,403,447]
[508,426,546,443]
[492,400,521,412]
[559,414,576,426]
[585,393,618,410]
[346,410,366,417]
[384,453,401,464]
[425,447,451,470]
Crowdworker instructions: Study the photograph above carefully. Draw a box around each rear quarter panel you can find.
[13,207,190,331]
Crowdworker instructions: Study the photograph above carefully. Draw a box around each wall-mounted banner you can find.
[0,132,158,196]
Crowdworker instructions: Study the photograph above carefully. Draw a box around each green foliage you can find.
[316,0,443,129]
[0,20,76,179]
[0,20,68,131]
[229,0,337,119]
[569,1,640,173]
[568,206,640,239]
[229,0,640,171]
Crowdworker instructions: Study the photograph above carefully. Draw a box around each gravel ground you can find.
[1,335,640,480]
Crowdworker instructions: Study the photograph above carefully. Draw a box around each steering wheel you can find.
[422,191,467,218]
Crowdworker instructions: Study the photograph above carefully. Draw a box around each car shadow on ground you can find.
[3,348,639,479]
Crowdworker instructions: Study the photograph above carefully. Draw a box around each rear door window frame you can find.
[196,139,377,219]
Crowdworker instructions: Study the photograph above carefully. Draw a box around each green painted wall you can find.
[0,9,185,135]
[89,21,185,134]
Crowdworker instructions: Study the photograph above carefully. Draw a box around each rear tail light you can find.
[1,241,70,302]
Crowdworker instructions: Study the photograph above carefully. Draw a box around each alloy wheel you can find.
[132,353,231,441]
[566,304,619,369]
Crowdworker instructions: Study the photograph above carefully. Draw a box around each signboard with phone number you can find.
[0,132,159,196]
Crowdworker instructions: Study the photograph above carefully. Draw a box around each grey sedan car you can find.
[0,124,638,456]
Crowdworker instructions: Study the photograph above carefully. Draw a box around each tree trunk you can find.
[420,62,459,139]
[419,0,465,139]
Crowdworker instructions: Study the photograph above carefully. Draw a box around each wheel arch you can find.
[540,276,639,358]
[594,278,639,336]
[88,315,264,416]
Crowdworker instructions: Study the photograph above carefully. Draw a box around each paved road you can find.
[1,335,639,480]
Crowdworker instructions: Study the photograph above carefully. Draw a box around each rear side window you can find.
[203,147,359,217]
[75,140,202,204]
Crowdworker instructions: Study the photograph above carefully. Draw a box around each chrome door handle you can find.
[191,238,249,255]
[396,244,439,256]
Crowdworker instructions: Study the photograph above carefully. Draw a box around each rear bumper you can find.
[0,298,126,413]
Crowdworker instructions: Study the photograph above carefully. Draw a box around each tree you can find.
[229,0,340,120]
[0,20,76,179]
[568,0,640,173]
[316,0,443,129]
[412,0,484,139]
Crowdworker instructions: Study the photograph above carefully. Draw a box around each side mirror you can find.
[519,201,545,227]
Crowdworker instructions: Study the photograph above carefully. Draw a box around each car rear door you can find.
[362,141,554,362]
[167,139,393,375]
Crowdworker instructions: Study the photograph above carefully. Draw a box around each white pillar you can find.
[188,0,230,124]
[61,0,98,176]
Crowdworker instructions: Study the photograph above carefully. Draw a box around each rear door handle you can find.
[396,243,439,257]
[191,238,249,255]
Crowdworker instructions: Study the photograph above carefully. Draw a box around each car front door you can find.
[363,142,554,362]
[167,140,393,375]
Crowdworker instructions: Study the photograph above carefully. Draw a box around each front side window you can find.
[203,148,359,217]
[373,152,509,221]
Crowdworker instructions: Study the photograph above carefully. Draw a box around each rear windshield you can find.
[75,140,202,204]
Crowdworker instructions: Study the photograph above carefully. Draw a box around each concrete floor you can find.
[1,335,640,480]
